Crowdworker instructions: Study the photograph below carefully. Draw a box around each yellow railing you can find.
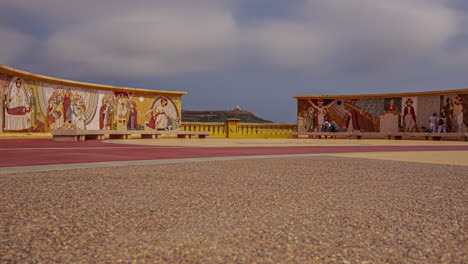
[182,119,297,138]
[182,122,226,138]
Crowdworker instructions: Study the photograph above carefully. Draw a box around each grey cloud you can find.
[1,0,467,78]
[0,26,34,65]
[1,0,231,23]
[243,21,336,70]
[246,0,461,72]
[42,7,240,77]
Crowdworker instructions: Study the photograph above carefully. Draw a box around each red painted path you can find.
[1,139,468,168]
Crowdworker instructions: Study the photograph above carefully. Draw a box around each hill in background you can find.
[182,107,272,123]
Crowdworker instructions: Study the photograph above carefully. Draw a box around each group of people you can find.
[428,112,448,133]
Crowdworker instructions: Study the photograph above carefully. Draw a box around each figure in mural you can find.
[146,96,179,130]
[116,94,129,130]
[62,88,74,126]
[297,112,304,132]
[344,105,361,132]
[453,96,464,132]
[147,98,169,130]
[403,98,417,132]
[127,101,138,130]
[303,107,316,132]
[307,99,334,132]
[99,95,115,130]
[441,98,453,132]
[4,78,32,131]
[47,90,64,129]
[73,95,86,130]
[385,99,400,114]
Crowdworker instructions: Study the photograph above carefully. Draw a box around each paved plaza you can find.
[0,138,467,263]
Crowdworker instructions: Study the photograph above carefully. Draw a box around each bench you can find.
[52,129,210,141]
[132,130,209,139]
[51,129,105,141]
[385,132,426,140]
[424,132,467,141]
[105,130,131,139]
[292,132,353,139]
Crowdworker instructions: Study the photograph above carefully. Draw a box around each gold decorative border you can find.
[293,88,468,99]
[0,65,187,96]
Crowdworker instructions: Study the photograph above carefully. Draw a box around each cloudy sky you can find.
[2,0,468,122]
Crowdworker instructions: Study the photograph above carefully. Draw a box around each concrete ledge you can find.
[51,129,107,141]
[104,130,131,140]
[51,129,210,141]
[293,132,468,141]
[131,130,209,139]
[292,132,353,139]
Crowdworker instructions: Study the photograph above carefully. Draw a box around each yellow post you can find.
[225,119,240,138]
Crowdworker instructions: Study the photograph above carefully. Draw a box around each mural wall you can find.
[0,73,183,132]
[297,93,468,133]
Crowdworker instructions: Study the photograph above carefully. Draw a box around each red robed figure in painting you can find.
[403,105,416,122]
[99,104,106,129]
[345,107,361,131]
[62,89,72,123]
[403,100,416,123]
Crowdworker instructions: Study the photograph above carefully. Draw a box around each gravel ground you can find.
[0,157,466,263]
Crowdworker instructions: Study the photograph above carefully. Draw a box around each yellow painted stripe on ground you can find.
[108,138,468,147]
[328,151,468,166]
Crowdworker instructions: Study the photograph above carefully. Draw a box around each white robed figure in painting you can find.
[453,96,464,132]
[4,77,32,131]
[72,95,86,130]
[116,94,129,130]
[146,97,179,130]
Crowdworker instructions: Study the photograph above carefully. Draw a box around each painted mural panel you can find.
[37,82,99,130]
[146,96,180,131]
[401,97,417,132]
[441,95,465,132]
[0,73,182,132]
[297,93,468,133]
[297,98,381,132]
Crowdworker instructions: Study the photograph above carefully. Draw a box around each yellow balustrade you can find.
[182,122,226,138]
[182,119,297,138]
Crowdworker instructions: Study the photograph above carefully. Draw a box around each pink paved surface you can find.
[2,139,468,168]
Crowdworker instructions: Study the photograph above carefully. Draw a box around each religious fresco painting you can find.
[145,96,180,131]
[297,98,380,132]
[39,82,99,131]
[0,73,182,132]
[3,77,35,131]
[441,95,465,133]
[297,94,468,133]
[401,97,417,132]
